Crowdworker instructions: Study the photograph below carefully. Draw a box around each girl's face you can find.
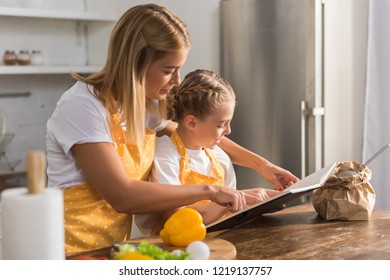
[191,101,235,150]
[145,48,189,101]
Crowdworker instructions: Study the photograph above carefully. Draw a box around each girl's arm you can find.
[219,137,299,190]
[156,121,177,137]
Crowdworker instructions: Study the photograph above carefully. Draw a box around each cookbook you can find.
[206,162,337,232]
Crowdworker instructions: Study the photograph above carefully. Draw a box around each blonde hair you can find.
[72,4,191,145]
[168,69,236,122]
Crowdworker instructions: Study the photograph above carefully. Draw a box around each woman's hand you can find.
[241,188,281,205]
[211,187,247,212]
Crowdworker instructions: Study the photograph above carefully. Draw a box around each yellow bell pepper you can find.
[160,208,206,247]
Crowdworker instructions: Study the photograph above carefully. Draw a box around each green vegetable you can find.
[115,240,189,260]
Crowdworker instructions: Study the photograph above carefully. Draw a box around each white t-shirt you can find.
[46,81,168,189]
[149,135,237,188]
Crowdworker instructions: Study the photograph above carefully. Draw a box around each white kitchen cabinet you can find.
[0,6,117,21]
[0,65,102,75]
[0,3,118,75]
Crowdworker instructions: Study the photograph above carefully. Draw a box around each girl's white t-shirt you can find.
[46,81,168,189]
[149,135,237,188]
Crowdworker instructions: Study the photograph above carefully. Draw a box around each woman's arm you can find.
[156,121,177,137]
[162,188,281,225]
[159,202,229,226]
[71,142,247,214]
[183,203,230,225]
[219,137,299,190]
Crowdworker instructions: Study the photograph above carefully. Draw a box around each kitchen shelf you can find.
[0,4,115,76]
[0,65,101,75]
[0,6,117,22]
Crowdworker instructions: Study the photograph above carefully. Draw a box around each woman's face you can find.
[145,48,189,101]
[191,101,235,150]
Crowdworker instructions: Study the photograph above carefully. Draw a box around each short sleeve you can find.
[48,95,112,157]
[149,136,181,185]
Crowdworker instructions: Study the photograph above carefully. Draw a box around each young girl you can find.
[135,70,281,235]
[46,4,297,256]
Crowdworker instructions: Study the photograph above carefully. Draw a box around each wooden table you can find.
[215,203,390,260]
[69,203,390,260]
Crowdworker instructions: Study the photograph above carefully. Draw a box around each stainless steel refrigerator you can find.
[220,0,325,191]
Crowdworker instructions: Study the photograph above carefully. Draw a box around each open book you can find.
[206,162,337,232]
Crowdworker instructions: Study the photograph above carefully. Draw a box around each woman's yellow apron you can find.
[63,116,155,256]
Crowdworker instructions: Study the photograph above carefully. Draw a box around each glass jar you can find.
[17,50,31,66]
[3,50,18,65]
[30,50,43,66]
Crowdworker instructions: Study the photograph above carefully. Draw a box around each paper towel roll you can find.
[1,187,64,260]
[0,201,3,260]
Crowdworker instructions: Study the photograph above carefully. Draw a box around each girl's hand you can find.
[260,162,299,191]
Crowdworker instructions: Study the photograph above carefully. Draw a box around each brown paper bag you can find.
[312,161,376,220]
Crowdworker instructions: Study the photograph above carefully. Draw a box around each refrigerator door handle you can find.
[301,101,325,178]
[312,107,325,116]
[301,101,308,179]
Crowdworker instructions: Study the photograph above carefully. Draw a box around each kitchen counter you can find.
[215,203,390,260]
[68,203,390,260]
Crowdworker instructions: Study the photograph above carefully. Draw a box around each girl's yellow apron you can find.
[170,130,225,192]
[63,115,155,256]
[135,130,227,236]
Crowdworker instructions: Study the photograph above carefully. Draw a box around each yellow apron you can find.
[63,115,155,256]
[135,130,226,236]
[170,130,225,189]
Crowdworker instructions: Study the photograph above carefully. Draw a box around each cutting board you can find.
[115,236,236,260]
[68,236,236,260]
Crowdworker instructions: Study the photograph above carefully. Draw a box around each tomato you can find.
[72,256,108,260]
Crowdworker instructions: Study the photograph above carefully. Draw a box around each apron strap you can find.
[170,130,191,183]
[170,130,225,184]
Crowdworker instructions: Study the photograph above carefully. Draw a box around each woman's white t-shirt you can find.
[46,81,168,189]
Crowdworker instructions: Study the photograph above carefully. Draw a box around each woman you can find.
[46,4,298,256]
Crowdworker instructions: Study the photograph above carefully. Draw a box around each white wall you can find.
[323,0,368,165]
[0,75,74,174]
[117,0,221,76]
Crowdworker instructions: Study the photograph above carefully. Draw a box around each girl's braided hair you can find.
[167,69,236,122]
